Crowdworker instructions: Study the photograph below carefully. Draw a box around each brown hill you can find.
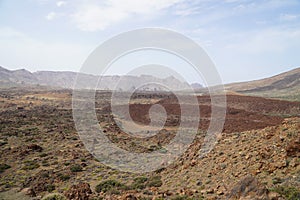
[225,67,300,101]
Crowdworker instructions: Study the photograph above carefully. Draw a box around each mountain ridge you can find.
[0,66,191,91]
[1,66,299,101]
[225,67,300,91]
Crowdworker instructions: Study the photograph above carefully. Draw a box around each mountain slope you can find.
[0,67,35,88]
[225,67,300,101]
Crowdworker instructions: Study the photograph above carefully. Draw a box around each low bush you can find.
[95,180,124,193]
[70,164,82,172]
[22,160,40,170]
[270,186,300,200]
[0,163,11,173]
[131,176,148,189]
[146,176,162,187]
[58,173,70,181]
[42,193,66,200]
[47,184,55,192]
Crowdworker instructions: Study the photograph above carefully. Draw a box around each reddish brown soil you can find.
[217,95,300,116]
[112,94,299,133]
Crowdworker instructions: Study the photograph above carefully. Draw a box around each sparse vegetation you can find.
[46,184,56,192]
[131,176,148,189]
[0,141,7,146]
[0,164,11,173]
[39,153,48,157]
[57,173,70,181]
[0,88,299,199]
[171,195,204,200]
[270,186,300,200]
[70,164,82,172]
[95,180,125,193]
[272,177,283,185]
[41,193,66,200]
[22,160,40,170]
[146,176,163,187]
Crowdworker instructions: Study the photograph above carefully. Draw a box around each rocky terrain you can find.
[0,88,299,200]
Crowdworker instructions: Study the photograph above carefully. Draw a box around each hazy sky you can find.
[1,0,300,83]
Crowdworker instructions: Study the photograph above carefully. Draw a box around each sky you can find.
[0,0,300,84]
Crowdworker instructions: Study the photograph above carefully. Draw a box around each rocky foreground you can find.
[0,89,299,200]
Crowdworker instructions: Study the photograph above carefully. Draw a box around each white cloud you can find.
[108,0,182,13]
[279,13,299,21]
[0,27,92,71]
[46,12,57,20]
[70,0,182,31]
[71,5,128,31]
[174,3,201,16]
[224,28,300,54]
[56,1,67,7]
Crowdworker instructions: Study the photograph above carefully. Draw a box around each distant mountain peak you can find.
[0,66,190,91]
[0,66,10,72]
[191,83,203,89]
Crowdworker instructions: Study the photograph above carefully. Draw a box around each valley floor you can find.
[0,89,299,200]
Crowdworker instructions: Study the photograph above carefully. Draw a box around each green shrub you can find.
[134,176,148,184]
[131,176,148,189]
[0,140,8,146]
[22,160,40,170]
[42,193,66,200]
[270,186,300,200]
[146,176,162,187]
[107,188,121,195]
[47,184,55,192]
[39,153,48,157]
[0,163,11,173]
[70,164,82,172]
[58,173,70,181]
[42,160,50,166]
[272,177,283,184]
[148,145,160,151]
[41,172,50,178]
[95,180,124,193]
[171,195,204,200]
[140,197,152,200]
